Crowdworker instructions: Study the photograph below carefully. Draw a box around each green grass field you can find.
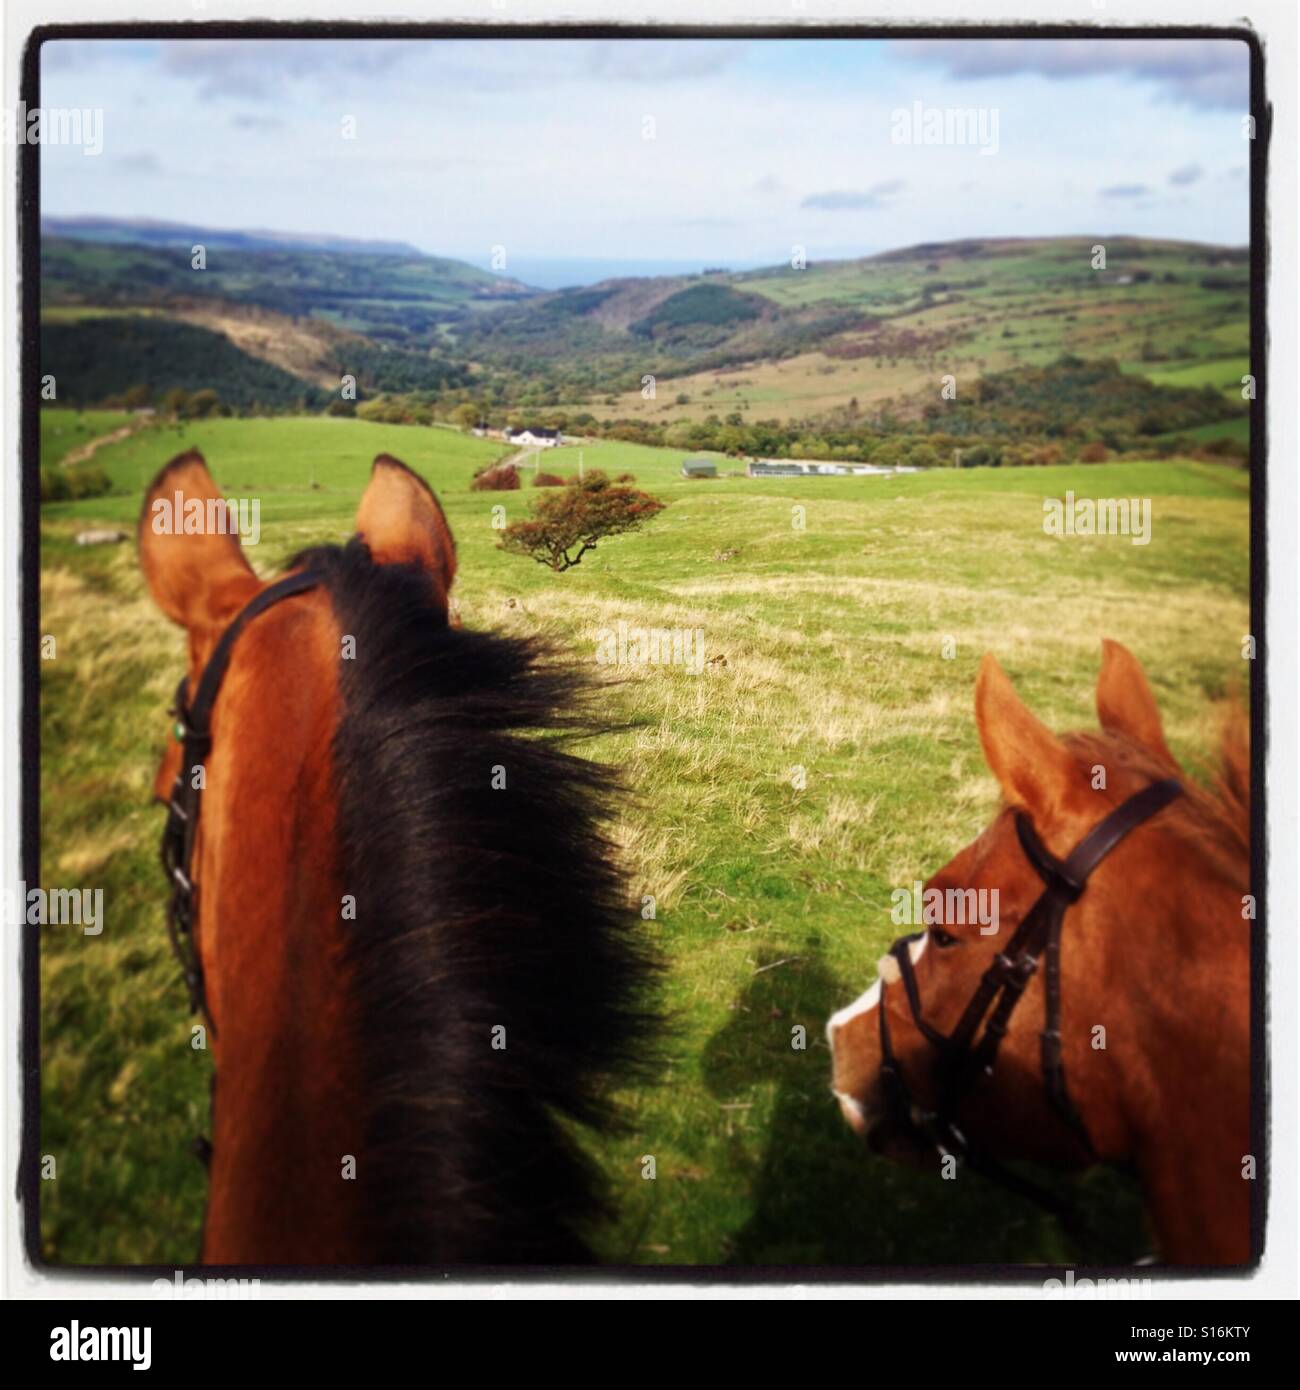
[39,409,142,467]
[1154,417,1250,447]
[1123,355,1249,398]
[38,412,1250,1268]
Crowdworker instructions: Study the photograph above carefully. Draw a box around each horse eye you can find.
[929,927,960,949]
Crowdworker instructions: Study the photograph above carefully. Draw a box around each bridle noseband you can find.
[874,777,1183,1230]
[159,570,322,1023]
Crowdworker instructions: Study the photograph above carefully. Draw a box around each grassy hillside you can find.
[38,414,1248,1267]
[39,409,139,467]
[38,410,513,506]
[41,317,329,411]
[41,232,1250,431]
[586,237,1249,422]
[41,235,535,347]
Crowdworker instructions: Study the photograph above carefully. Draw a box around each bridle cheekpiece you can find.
[874,776,1183,1231]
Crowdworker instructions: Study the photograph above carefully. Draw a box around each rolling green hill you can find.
[41,301,479,409]
[41,233,535,347]
[39,228,1251,441]
[42,317,325,410]
[569,237,1251,422]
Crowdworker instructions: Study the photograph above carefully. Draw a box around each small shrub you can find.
[472,465,520,491]
[1203,436,1248,461]
[1078,442,1109,463]
[499,473,666,572]
[160,387,191,419]
[40,467,71,503]
[533,472,565,487]
[615,472,637,483]
[188,389,221,420]
[68,465,112,500]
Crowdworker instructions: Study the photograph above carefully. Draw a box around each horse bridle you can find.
[159,570,322,1024]
[875,776,1183,1231]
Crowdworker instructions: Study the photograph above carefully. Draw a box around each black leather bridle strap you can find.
[183,569,323,736]
[1058,777,1184,886]
[1015,812,1083,899]
[160,569,323,1020]
[889,934,949,1049]
[1040,910,1079,1132]
[945,898,1044,1056]
[1029,777,1182,1149]
[871,775,1184,1234]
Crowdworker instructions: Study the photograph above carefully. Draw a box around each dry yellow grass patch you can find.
[170,300,363,390]
[785,793,883,871]
[610,818,695,912]
[56,826,144,878]
[41,566,89,606]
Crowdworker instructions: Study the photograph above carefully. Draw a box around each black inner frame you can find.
[16,19,1270,1285]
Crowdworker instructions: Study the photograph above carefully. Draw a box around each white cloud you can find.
[894,38,1249,110]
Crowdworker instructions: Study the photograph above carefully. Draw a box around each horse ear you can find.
[975,653,1085,820]
[138,452,259,634]
[355,455,456,608]
[1096,639,1178,767]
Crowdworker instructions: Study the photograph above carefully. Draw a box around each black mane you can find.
[292,539,656,1263]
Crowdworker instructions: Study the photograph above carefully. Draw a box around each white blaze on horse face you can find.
[827,932,930,1137]
[833,1089,869,1136]
[827,979,880,1039]
[826,931,928,1039]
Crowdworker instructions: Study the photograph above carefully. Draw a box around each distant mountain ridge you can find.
[42,215,426,258]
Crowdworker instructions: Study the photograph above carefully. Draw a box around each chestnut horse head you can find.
[140,450,652,1265]
[827,641,1251,1265]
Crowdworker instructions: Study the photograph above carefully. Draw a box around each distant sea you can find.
[458,256,771,290]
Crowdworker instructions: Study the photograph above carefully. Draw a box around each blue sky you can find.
[40,37,1250,272]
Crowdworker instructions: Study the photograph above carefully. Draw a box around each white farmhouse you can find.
[506,427,563,448]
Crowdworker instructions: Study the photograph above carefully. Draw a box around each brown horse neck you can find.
[195,598,367,1265]
[1107,871,1252,1265]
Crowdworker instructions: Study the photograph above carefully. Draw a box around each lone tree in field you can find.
[498,470,666,572]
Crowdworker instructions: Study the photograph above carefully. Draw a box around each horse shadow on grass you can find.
[700,946,1150,1268]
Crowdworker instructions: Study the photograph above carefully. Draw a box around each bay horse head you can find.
[140,451,652,1265]
[827,641,1251,1265]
